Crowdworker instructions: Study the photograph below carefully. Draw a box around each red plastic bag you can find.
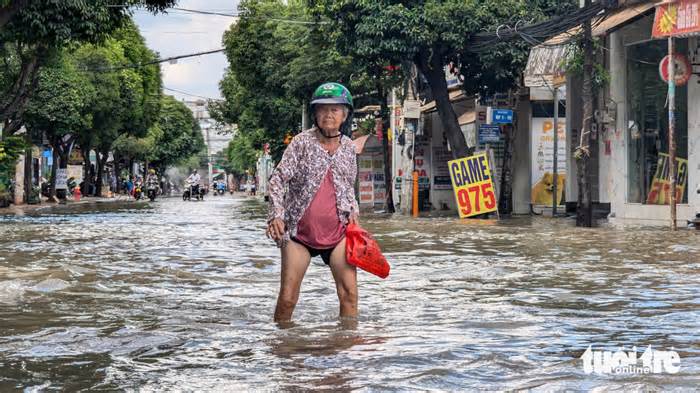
[345,223,390,279]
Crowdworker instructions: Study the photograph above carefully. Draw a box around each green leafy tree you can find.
[0,135,25,204]
[0,0,174,135]
[210,0,367,172]
[149,95,206,173]
[310,0,577,159]
[23,54,95,199]
[71,19,162,193]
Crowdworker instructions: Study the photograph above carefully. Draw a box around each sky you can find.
[133,0,240,102]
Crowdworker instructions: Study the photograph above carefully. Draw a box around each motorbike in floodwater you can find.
[133,183,143,200]
[182,182,204,201]
[147,186,158,202]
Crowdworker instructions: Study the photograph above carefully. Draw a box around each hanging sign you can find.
[652,0,700,38]
[491,109,514,124]
[478,124,501,144]
[56,168,68,190]
[659,54,692,86]
[448,153,498,218]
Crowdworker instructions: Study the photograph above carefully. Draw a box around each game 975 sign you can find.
[448,153,498,218]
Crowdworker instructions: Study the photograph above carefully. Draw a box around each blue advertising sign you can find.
[478,124,501,144]
[492,109,514,124]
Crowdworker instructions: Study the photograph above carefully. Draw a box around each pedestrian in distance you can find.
[266,82,359,324]
[126,176,134,199]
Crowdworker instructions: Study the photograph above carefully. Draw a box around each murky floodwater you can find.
[0,196,699,391]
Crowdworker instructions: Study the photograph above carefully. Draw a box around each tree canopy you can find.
[211,0,371,172]
[310,0,578,158]
[1,0,174,136]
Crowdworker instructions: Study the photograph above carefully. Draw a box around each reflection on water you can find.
[1,197,699,390]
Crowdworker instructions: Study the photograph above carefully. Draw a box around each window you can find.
[626,39,689,204]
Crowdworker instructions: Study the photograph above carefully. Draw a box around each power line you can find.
[170,7,239,18]
[122,5,328,24]
[163,86,222,101]
[88,48,225,72]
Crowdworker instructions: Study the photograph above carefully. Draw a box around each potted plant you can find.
[28,186,41,205]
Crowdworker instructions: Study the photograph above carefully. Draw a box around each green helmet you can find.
[310,82,354,136]
[310,82,353,110]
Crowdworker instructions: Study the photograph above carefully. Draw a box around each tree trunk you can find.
[0,48,43,126]
[499,124,514,215]
[50,136,74,201]
[576,4,595,227]
[96,150,108,197]
[415,47,470,159]
[49,146,58,201]
[23,133,32,203]
[56,149,69,201]
[81,148,91,195]
[376,82,396,214]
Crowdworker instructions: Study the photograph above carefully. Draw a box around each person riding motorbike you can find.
[185,170,202,200]
[146,169,160,201]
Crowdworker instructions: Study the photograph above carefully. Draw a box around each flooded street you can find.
[1,196,699,391]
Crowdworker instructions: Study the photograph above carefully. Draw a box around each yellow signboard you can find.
[448,153,498,218]
[646,153,689,204]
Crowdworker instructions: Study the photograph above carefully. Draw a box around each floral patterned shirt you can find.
[268,127,359,247]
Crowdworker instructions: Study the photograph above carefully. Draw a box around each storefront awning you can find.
[420,90,465,113]
[458,111,475,125]
[353,134,383,155]
[355,105,381,115]
[524,44,569,88]
[544,2,656,45]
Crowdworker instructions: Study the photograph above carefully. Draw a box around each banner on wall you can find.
[432,146,452,190]
[646,153,689,204]
[415,141,431,190]
[372,156,385,206]
[530,117,567,206]
[358,156,374,205]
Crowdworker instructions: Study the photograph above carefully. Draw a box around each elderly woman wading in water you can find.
[267,83,360,323]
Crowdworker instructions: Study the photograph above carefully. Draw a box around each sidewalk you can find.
[0,194,137,215]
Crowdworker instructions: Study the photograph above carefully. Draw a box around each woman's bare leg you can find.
[328,238,358,318]
[274,240,311,322]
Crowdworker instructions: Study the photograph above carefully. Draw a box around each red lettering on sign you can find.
[468,185,482,213]
[482,183,496,209]
[457,189,472,216]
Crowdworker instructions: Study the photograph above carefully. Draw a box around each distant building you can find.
[182,99,236,185]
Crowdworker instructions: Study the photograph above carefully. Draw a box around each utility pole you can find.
[668,36,677,230]
[552,86,559,215]
[576,0,595,227]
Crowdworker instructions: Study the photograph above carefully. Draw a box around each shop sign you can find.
[646,153,689,204]
[479,124,501,144]
[56,168,68,190]
[491,109,513,124]
[448,152,498,218]
[653,0,700,38]
[531,118,566,206]
[403,100,420,119]
[659,54,692,86]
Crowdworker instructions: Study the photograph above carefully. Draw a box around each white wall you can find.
[606,22,699,225]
